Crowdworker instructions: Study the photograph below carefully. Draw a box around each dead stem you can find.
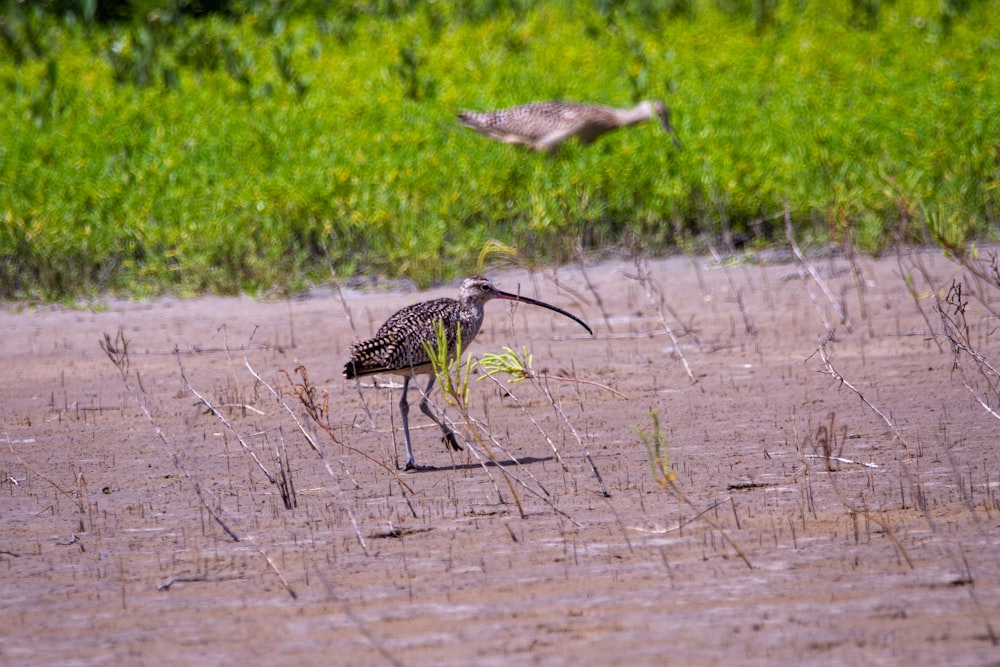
[175,348,276,485]
[843,234,875,338]
[639,411,752,568]
[785,204,851,332]
[808,331,918,568]
[415,376,527,519]
[421,368,585,526]
[935,281,1000,422]
[282,364,417,521]
[668,481,752,569]
[314,567,406,667]
[477,368,567,470]
[537,372,609,498]
[576,245,614,333]
[628,496,733,534]
[624,256,698,384]
[894,245,945,353]
[811,330,909,451]
[707,243,757,336]
[8,442,86,514]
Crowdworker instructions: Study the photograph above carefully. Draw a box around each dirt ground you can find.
[2,248,999,666]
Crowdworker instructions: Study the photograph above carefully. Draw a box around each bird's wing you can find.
[460,103,592,143]
[344,299,456,377]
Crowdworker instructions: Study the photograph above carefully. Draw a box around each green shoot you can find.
[423,319,473,410]
[635,410,750,568]
[477,346,535,383]
[634,410,676,487]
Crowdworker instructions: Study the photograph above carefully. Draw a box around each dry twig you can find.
[707,243,757,335]
[624,256,698,384]
[785,204,851,332]
[935,281,1000,422]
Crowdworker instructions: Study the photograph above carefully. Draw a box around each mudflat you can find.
[2,249,998,665]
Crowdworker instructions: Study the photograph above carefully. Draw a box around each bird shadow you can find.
[408,455,554,472]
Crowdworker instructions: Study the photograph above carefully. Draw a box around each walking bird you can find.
[344,276,592,470]
[457,100,682,152]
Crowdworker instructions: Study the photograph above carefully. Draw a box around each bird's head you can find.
[459,276,501,306]
[458,276,593,335]
[651,100,683,150]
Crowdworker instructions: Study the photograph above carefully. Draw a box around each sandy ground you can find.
[2,248,999,666]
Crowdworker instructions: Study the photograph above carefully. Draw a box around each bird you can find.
[457,100,682,152]
[344,276,592,470]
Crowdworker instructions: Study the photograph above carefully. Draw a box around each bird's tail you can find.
[457,111,482,129]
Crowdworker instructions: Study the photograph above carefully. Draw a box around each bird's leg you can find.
[398,375,418,470]
[419,375,463,452]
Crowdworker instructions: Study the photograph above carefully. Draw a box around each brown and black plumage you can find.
[457,100,682,152]
[345,276,592,470]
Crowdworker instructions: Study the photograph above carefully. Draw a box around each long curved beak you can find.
[661,118,683,150]
[658,110,683,150]
[667,128,683,150]
[494,289,593,336]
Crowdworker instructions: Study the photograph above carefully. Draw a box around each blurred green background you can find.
[2,0,998,299]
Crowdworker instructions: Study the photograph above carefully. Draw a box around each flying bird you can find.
[457,100,682,152]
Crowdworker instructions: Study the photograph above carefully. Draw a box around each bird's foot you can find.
[403,459,425,472]
[443,433,463,452]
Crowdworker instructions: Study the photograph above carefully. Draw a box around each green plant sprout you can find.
[480,345,628,398]
[634,410,751,568]
[634,410,676,486]
[423,319,474,410]
[478,346,535,383]
[421,320,539,520]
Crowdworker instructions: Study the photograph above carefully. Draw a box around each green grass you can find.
[1,0,998,299]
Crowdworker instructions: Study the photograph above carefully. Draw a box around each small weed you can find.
[634,411,751,569]
[424,320,474,410]
[634,410,676,487]
[478,346,535,384]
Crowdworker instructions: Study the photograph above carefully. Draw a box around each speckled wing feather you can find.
[459,102,593,143]
[343,298,460,378]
